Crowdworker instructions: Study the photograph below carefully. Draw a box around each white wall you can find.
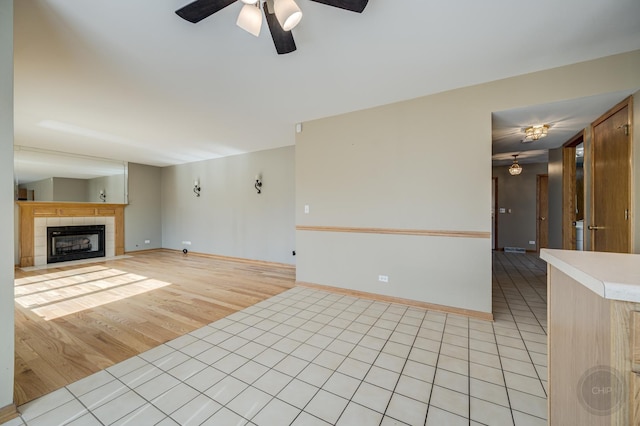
[161,146,295,265]
[296,50,640,315]
[125,163,162,251]
[0,0,14,410]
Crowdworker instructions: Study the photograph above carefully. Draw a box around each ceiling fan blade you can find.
[176,0,238,23]
[263,2,296,55]
[308,0,368,13]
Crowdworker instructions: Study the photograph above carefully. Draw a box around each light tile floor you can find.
[5,252,548,425]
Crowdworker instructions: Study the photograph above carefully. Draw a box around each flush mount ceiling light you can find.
[523,124,549,142]
[176,0,369,54]
[509,155,523,176]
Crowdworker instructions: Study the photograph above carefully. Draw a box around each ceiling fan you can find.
[176,0,369,55]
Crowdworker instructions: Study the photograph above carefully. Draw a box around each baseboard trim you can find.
[0,403,19,423]
[124,248,164,254]
[296,281,493,321]
[162,249,296,270]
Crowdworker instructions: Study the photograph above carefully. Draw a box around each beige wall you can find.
[0,0,14,409]
[296,50,640,315]
[125,163,162,252]
[23,177,53,201]
[161,146,296,265]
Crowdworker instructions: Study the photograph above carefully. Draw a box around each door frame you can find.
[561,130,584,250]
[536,174,549,253]
[589,96,633,252]
[492,177,499,250]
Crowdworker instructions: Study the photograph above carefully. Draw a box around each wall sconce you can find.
[99,189,106,202]
[255,175,262,194]
[193,179,201,197]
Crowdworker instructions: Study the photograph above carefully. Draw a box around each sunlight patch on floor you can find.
[15,267,172,321]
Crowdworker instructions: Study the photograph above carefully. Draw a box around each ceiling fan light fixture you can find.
[524,124,549,141]
[274,0,302,31]
[237,3,262,37]
[509,155,523,176]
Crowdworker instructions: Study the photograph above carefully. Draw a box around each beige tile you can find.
[504,372,546,398]
[323,372,361,399]
[337,357,370,380]
[226,386,271,419]
[364,365,400,391]
[252,398,300,426]
[425,406,468,426]
[437,354,468,375]
[304,389,349,424]
[508,388,547,419]
[352,381,393,413]
[440,343,469,361]
[429,385,469,418]
[385,393,428,425]
[277,379,319,409]
[469,362,504,386]
[402,359,436,383]
[501,357,538,378]
[470,397,514,425]
[434,369,468,395]
[395,374,432,403]
[512,410,547,426]
[470,377,509,407]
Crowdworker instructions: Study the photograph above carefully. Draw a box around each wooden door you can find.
[537,174,549,252]
[590,99,631,253]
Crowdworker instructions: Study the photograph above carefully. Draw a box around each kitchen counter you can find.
[541,249,640,426]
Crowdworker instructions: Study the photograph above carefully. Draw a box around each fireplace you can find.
[47,225,106,264]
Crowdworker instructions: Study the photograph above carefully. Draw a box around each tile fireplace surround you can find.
[16,202,125,268]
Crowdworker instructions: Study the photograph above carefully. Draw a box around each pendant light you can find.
[509,155,522,176]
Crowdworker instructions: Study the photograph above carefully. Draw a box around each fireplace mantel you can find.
[17,202,125,267]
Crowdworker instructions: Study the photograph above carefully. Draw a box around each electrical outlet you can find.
[304,205,309,214]
[144,240,150,244]
[181,241,192,245]
[529,240,536,245]
[378,275,389,283]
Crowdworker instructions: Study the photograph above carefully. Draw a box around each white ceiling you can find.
[13,0,640,171]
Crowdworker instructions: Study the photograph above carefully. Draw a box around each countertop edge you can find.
[540,249,606,298]
[541,249,640,303]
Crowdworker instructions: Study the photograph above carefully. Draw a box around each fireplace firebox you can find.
[47,225,106,264]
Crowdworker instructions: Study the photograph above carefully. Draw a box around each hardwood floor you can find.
[13,250,296,406]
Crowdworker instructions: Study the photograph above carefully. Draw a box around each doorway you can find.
[589,97,632,253]
[561,132,585,250]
